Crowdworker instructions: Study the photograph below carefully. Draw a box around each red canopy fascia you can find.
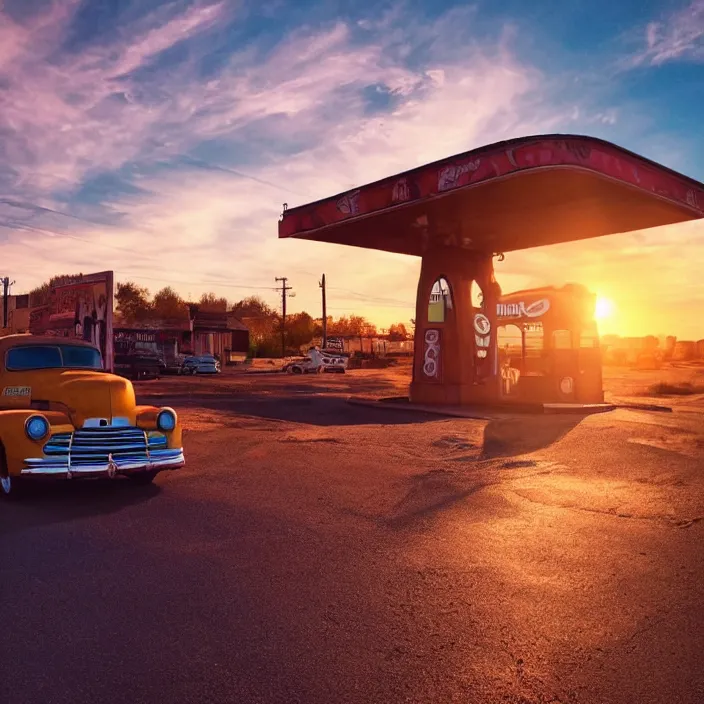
[278,135,704,255]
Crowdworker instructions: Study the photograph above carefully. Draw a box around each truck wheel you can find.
[0,446,23,500]
[291,366,303,374]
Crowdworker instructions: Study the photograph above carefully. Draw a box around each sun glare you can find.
[595,296,615,321]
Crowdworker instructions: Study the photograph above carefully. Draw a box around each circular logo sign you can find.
[560,376,574,395]
[473,313,491,336]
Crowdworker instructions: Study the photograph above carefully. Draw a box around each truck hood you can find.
[28,370,137,426]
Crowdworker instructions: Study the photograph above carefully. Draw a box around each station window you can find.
[580,323,600,349]
[498,324,523,395]
[497,325,522,361]
[428,277,453,323]
[552,329,572,350]
[523,325,545,375]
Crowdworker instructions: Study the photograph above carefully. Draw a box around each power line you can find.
[178,156,310,199]
[327,305,412,311]
[327,285,412,307]
[3,221,299,297]
[2,208,413,306]
[3,221,156,257]
[118,272,279,291]
[0,198,120,231]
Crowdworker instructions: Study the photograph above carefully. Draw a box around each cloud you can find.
[631,0,704,66]
[0,0,230,195]
[0,0,702,338]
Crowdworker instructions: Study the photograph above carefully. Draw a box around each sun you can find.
[594,296,615,321]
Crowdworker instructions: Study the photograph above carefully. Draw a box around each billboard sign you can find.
[324,336,344,352]
[28,271,114,372]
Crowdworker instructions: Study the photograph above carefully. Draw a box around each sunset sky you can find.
[1,0,703,338]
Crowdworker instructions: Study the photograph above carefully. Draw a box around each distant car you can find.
[284,349,347,374]
[283,357,320,375]
[181,355,221,375]
[319,354,347,373]
[114,351,162,381]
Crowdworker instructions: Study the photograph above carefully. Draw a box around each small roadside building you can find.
[191,311,249,362]
[113,310,249,366]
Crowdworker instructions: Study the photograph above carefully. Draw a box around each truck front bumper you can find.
[21,448,185,479]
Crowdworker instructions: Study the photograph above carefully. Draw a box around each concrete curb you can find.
[346,397,493,420]
[613,402,673,413]
[347,396,617,418]
[543,403,616,415]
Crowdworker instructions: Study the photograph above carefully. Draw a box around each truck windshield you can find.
[6,345,103,371]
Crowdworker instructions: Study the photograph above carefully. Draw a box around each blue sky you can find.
[0,0,703,336]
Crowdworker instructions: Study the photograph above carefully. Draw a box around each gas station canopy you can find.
[279,134,704,255]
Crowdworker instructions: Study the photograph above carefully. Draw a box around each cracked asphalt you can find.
[1,366,703,703]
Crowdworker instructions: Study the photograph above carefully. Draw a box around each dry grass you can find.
[644,381,704,397]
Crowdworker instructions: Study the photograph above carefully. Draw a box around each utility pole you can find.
[1,276,15,329]
[319,273,327,349]
[274,277,293,357]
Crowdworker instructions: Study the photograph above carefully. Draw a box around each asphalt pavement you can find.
[1,371,703,703]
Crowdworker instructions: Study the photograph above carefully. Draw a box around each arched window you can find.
[470,280,484,310]
[428,277,453,323]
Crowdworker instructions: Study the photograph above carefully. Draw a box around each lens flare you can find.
[595,297,614,321]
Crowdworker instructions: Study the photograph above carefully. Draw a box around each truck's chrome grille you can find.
[23,425,184,477]
[40,427,168,467]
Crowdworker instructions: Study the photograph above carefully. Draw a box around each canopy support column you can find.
[410,246,501,406]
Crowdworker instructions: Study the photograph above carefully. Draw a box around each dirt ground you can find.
[1,362,703,704]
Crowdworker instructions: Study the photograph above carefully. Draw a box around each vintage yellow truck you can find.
[0,335,184,498]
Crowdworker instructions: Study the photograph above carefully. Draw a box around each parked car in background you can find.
[114,350,163,381]
[320,353,348,373]
[0,335,185,498]
[180,354,221,375]
[283,348,347,374]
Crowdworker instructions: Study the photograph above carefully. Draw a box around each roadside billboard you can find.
[28,271,114,372]
[324,336,344,352]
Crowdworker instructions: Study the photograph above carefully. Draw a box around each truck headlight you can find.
[157,408,177,432]
[25,414,50,441]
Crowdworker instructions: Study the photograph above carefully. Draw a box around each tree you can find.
[232,295,279,353]
[327,316,351,337]
[29,273,83,306]
[347,315,376,337]
[152,287,188,319]
[388,323,409,341]
[286,312,316,351]
[198,292,228,312]
[115,281,152,322]
[231,295,276,319]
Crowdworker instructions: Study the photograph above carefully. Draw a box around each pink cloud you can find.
[0,1,229,192]
[633,0,703,66]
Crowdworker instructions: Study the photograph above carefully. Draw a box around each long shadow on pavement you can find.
[481,414,583,459]
[0,480,160,537]
[141,393,442,427]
